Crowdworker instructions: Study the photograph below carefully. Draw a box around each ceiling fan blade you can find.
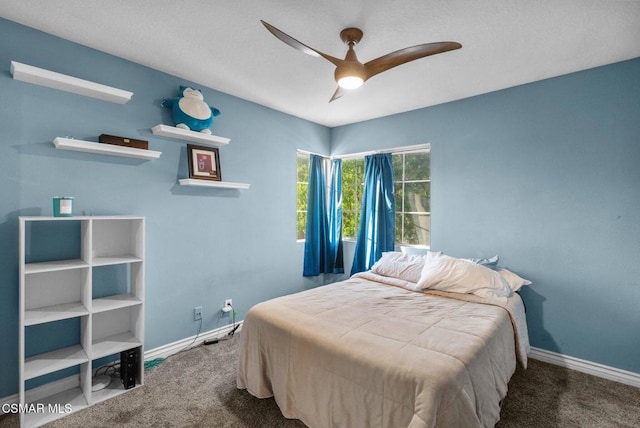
[364,41,462,80]
[329,86,346,103]
[261,20,344,67]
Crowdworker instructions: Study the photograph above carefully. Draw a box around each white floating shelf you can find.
[151,124,230,146]
[54,137,162,160]
[178,178,250,189]
[11,61,133,104]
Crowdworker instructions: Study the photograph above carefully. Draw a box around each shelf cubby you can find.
[92,218,144,260]
[92,303,142,359]
[24,267,89,326]
[23,362,90,428]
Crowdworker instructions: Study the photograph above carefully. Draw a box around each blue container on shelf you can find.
[53,196,74,217]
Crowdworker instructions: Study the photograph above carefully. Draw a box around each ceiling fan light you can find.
[337,76,364,90]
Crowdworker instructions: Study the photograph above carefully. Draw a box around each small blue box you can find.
[53,196,74,217]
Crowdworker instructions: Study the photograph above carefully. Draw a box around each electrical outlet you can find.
[224,299,232,308]
[194,306,202,321]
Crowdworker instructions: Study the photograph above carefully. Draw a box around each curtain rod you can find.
[331,143,430,160]
[297,143,430,160]
[296,149,329,157]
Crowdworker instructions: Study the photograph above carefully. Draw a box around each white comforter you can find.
[237,272,530,428]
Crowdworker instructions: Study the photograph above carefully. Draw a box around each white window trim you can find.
[297,144,430,245]
[298,143,430,160]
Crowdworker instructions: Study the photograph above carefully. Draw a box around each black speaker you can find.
[120,348,138,389]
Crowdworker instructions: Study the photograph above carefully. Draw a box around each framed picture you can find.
[187,144,221,181]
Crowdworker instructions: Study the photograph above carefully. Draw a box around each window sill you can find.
[296,238,430,252]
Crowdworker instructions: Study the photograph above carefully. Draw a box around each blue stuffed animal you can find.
[161,86,221,134]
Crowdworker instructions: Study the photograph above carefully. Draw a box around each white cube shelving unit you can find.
[18,216,145,427]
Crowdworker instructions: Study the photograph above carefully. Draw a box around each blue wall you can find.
[0,18,330,398]
[332,57,640,374]
[1,17,639,399]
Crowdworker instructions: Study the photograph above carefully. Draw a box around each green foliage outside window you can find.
[341,158,364,239]
[296,152,309,240]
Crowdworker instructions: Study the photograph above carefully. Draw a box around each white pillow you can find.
[370,251,426,283]
[417,252,512,298]
[498,268,532,292]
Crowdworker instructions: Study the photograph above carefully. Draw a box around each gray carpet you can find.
[1,334,639,427]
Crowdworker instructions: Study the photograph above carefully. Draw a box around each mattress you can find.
[237,272,529,428]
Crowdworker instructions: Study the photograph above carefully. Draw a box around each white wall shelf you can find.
[19,216,145,427]
[11,61,133,104]
[178,178,250,189]
[151,124,230,146]
[53,137,161,160]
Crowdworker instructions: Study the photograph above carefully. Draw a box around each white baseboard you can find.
[1,321,243,413]
[529,347,640,388]
[145,321,243,361]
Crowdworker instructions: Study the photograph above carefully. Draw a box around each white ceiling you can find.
[1,1,639,127]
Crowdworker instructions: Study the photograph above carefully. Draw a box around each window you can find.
[341,157,365,239]
[296,151,310,240]
[300,147,430,246]
[393,150,430,246]
[340,147,430,246]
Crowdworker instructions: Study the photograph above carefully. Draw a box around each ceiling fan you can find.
[261,20,462,102]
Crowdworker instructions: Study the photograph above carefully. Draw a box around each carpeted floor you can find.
[1,334,638,427]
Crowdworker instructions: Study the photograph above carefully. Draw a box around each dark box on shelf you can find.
[99,134,148,150]
[120,347,139,389]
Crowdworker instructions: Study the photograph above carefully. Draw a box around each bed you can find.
[237,253,530,428]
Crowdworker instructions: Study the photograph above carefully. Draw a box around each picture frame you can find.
[187,144,221,181]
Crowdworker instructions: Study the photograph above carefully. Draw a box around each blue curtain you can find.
[351,153,395,275]
[303,155,344,276]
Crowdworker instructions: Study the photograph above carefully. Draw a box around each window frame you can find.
[339,145,431,248]
[296,144,430,248]
[296,151,310,242]
[393,150,431,249]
